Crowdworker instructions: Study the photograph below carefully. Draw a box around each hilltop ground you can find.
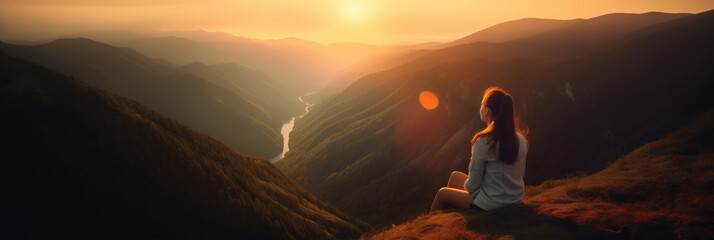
[361,110,714,240]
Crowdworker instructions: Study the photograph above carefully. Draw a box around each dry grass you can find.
[361,204,607,240]
[526,110,714,239]
[361,212,506,240]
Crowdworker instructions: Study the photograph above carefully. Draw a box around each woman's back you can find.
[466,133,528,210]
[430,87,527,213]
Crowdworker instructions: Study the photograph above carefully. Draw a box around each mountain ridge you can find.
[318,11,689,104]
[0,38,299,158]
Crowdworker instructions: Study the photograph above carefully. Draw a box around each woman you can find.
[430,87,528,212]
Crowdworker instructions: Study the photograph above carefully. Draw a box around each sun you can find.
[343,2,366,23]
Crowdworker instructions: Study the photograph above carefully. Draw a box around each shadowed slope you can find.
[0,52,371,239]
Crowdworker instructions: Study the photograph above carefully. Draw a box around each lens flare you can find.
[419,91,439,110]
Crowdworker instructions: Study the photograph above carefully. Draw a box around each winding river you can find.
[270,95,314,162]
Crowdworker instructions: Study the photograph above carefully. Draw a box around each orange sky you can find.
[1,0,712,44]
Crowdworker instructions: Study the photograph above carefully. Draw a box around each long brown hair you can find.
[471,87,524,164]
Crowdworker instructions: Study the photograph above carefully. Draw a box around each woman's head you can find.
[472,87,522,164]
[479,88,514,124]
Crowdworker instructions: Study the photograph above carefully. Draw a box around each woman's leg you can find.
[447,171,468,190]
[429,187,471,213]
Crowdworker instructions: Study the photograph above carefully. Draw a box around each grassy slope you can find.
[362,110,714,240]
[0,52,370,239]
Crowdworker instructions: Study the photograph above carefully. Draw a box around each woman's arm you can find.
[464,137,488,194]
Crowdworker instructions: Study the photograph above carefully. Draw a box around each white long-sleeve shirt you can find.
[464,133,528,210]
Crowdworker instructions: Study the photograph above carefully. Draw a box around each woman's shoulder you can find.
[473,134,497,152]
[516,132,529,150]
[474,134,493,144]
[471,134,488,150]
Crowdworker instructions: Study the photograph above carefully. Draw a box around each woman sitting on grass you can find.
[430,87,528,212]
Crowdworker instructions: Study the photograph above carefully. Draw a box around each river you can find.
[269,95,314,162]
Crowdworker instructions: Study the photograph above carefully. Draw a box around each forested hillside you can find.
[0,52,370,239]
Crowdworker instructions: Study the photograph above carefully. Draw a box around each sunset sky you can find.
[1,0,712,44]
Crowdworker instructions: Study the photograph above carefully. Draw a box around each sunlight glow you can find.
[1,1,712,44]
[419,91,439,110]
[343,2,366,23]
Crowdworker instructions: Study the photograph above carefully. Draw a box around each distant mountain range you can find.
[0,38,302,158]
[321,12,691,103]
[58,29,436,104]
[114,33,391,97]
[0,52,371,239]
[276,10,714,227]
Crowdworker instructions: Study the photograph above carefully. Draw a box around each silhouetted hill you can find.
[0,38,298,158]
[319,12,688,104]
[363,110,714,239]
[0,52,371,239]
[277,9,714,226]
[382,12,691,76]
[498,12,691,59]
[444,18,583,46]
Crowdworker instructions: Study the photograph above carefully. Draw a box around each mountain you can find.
[363,109,714,239]
[175,62,305,122]
[164,30,257,43]
[0,38,298,158]
[0,52,371,239]
[63,30,424,105]
[116,35,346,95]
[438,12,691,61]
[61,30,160,44]
[156,30,391,69]
[321,12,690,104]
[276,10,714,227]
[395,12,691,74]
[444,18,583,46]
